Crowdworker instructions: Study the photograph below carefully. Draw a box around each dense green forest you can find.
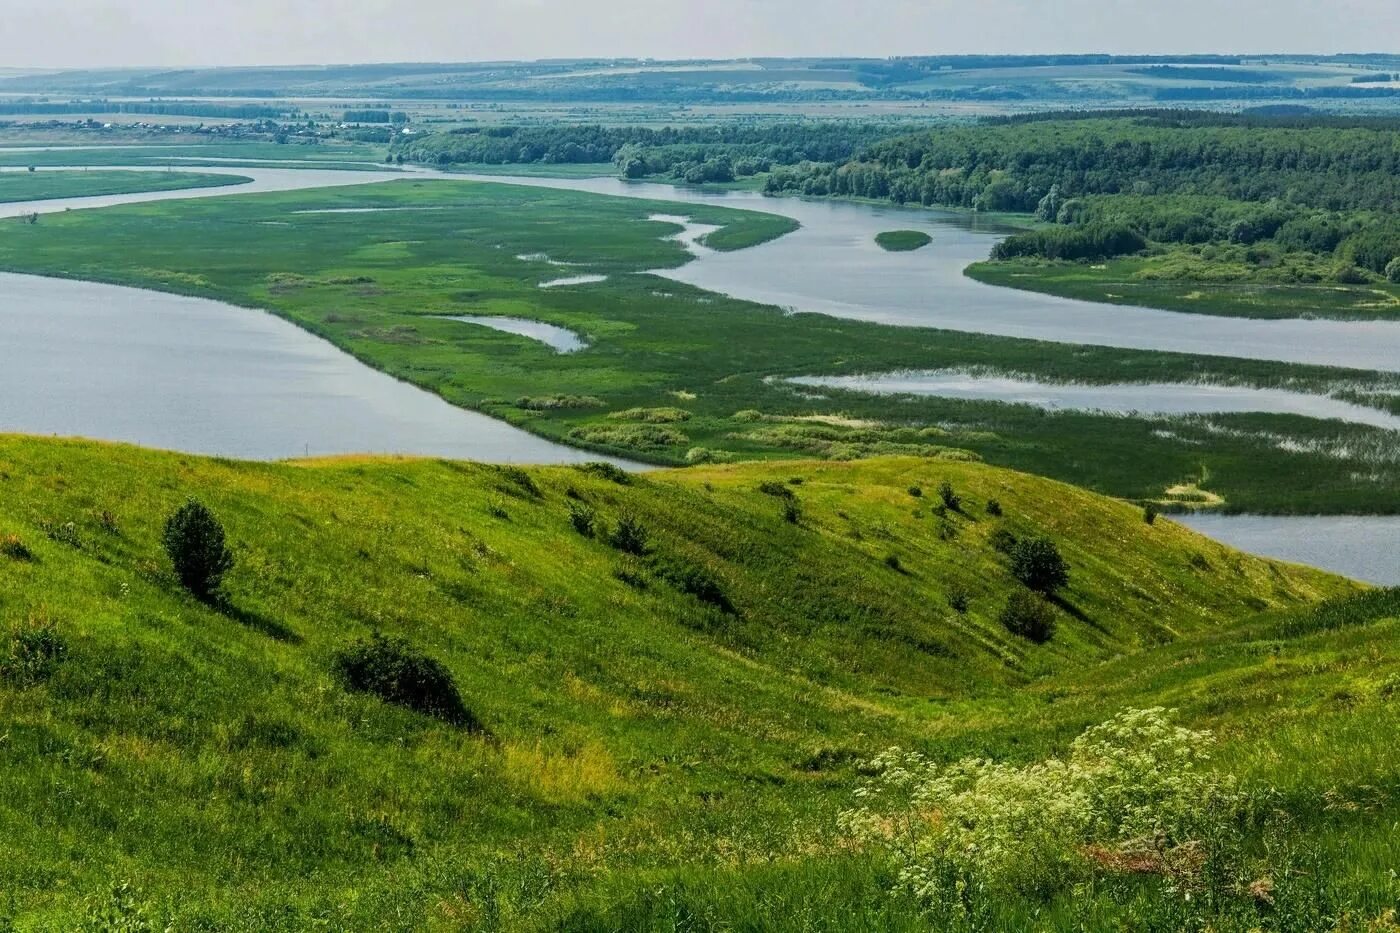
[397,123,895,183]
[767,111,1400,288]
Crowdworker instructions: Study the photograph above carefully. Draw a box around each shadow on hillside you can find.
[213,599,302,644]
[1051,593,1108,634]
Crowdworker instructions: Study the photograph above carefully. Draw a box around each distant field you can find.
[0,141,386,168]
[0,169,248,203]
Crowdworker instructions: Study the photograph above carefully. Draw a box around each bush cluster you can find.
[333,633,479,729]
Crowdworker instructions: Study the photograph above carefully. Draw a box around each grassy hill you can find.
[4,436,1390,929]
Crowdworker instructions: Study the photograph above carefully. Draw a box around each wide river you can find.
[2,164,1397,581]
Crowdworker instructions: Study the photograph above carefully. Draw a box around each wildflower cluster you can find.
[841,708,1241,901]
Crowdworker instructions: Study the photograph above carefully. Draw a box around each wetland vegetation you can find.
[2,177,1398,513]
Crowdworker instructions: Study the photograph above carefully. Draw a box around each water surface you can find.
[457,173,1400,374]
[0,272,632,465]
[1175,513,1400,585]
[789,371,1400,431]
[449,315,587,353]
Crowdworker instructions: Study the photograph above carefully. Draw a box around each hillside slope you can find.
[0,438,1354,928]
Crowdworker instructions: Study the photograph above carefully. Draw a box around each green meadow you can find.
[0,169,249,203]
[968,256,1400,322]
[6,436,1398,930]
[0,177,1397,513]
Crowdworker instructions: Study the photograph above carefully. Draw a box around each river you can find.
[2,162,1396,581]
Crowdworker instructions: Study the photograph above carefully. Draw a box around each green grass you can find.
[444,162,618,178]
[0,177,1398,513]
[968,255,1400,322]
[0,141,387,169]
[0,169,250,203]
[874,229,932,252]
[0,436,1372,928]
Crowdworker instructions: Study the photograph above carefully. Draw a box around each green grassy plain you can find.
[0,141,387,169]
[1,178,1397,513]
[4,436,1392,929]
[875,229,933,251]
[0,170,250,203]
[968,256,1400,321]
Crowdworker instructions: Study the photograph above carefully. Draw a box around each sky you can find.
[2,0,1397,70]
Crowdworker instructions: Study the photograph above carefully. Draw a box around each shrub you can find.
[609,512,650,555]
[842,708,1242,903]
[1386,257,1400,284]
[333,633,479,729]
[947,585,970,614]
[989,527,1019,555]
[782,498,803,524]
[607,406,692,424]
[1,622,68,686]
[1010,536,1069,594]
[652,556,734,613]
[758,481,795,499]
[568,501,596,538]
[938,481,960,511]
[577,461,632,485]
[999,590,1056,643]
[908,485,923,498]
[1,534,33,561]
[497,465,541,498]
[884,554,905,573]
[1143,503,1159,525]
[986,498,1003,517]
[162,499,233,600]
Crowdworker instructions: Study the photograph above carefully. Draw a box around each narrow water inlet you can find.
[786,371,1400,432]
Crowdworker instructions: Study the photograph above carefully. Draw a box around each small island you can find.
[875,229,932,252]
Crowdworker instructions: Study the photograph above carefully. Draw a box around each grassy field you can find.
[875,230,933,252]
[967,255,1400,321]
[0,141,388,169]
[0,170,250,203]
[4,435,1392,929]
[2,177,1399,513]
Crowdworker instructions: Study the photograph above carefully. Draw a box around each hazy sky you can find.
[4,0,1397,69]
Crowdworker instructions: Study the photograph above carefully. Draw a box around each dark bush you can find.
[758,481,795,499]
[609,512,650,555]
[333,633,479,729]
[1,623,68,686]
[986,498,1003,517]
[652,556,735,613]
[999,591,1057,643]
[1010,536,1070,594]
[782,498,803,525]
[577,461,632,484]
[947,585,971,614]
[497,466,542,498]
[908,485,923,498]
[989,527,1019,555]
[884,553,905,573]
[1,534,33,561]
[938,481,961,511]
[1143,503,1159,525]
[163,499,233,600]
[568,501,596,538]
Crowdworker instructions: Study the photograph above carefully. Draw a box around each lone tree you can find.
[1009,535,1069,595]
[163,499,234,600]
